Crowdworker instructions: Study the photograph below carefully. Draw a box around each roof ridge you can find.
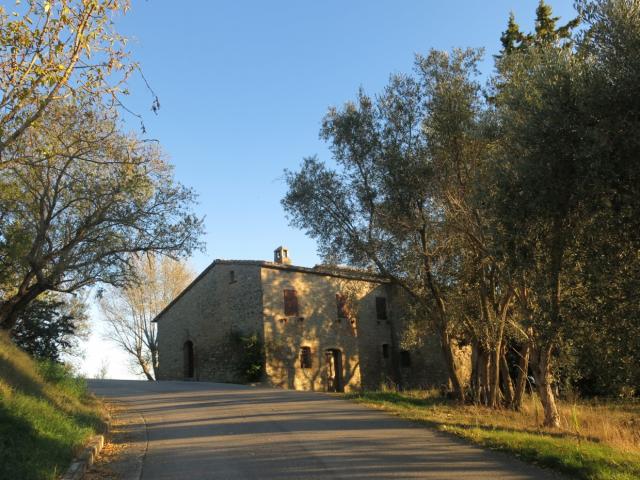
[152,258,389,323]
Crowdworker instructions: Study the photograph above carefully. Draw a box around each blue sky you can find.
[80,0,578,378]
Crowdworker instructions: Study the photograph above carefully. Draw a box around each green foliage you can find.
[497,1,580,57]
[0,333,104,480]
[493,0,640,399]
[229,331,264,382]
[0,1,189,332]
[36,360,89,400]
[534,0,561,42]
[11,293,88,362]
[285,50,489,274]
[283,48,492,399]
[0,99,204,329]
[284,0,640,409]
[0,0,136,157]
[500,12,525,55]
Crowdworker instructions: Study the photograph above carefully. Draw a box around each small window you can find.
[400,350,411,367]
[376,297,387,320]
[382,344,389,359]
[229,270,236,283]
[300,346,312,369]
[336,293,349,319]
[283,289,299,316]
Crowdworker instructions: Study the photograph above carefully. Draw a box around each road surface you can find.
[87,380,560,480]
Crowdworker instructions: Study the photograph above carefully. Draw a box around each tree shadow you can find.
[0,400,77,480]
[0,351,47,398]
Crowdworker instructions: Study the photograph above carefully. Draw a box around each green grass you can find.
[347,391,640,480]
[0,333,106,480]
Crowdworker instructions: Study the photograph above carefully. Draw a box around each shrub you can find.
[229,331,264,382]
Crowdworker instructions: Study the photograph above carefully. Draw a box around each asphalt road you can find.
[87,380,561,480]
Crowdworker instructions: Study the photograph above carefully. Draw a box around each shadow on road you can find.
[87,379,561,480]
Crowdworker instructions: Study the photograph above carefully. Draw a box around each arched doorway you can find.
[325,348,344,392]
[183,340,194,379]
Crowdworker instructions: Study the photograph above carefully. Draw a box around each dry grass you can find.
[394,390,640,453]
[348,390,640,480]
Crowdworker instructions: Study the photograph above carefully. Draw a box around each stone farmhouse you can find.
[153,247,451,392]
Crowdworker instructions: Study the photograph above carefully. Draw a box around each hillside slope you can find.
[0,333,105,480]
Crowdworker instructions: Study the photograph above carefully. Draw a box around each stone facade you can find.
[155,247,454,392]
[155,262,264,383]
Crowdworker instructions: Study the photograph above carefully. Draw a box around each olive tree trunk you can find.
[512,333,532,411]
[532,344,560,428]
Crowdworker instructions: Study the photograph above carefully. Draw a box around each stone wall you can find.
[156,262,264,382]
[156,259,467,392]
[383,287,470,391]
[260,266,396,392]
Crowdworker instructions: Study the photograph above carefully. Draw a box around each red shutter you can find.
[283,289,299,316]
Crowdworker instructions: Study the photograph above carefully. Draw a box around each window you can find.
[283,289,299,316]
[376,297,387,320]
[336,293,349,319]
[382,344,390,359]
[229,270,236,283]
[300,346,312,369]
[400,350,411,367]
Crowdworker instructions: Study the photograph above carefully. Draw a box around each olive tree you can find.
[283,49,502,402]
[491,0,640,425]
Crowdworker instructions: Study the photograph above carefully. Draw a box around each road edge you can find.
[81,400,149,480]
[60,432,108,480]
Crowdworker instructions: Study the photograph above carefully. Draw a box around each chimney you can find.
[274,246,291,265]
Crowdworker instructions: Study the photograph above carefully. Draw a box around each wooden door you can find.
[325,349,343,392]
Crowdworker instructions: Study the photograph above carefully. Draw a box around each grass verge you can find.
[0,333,106,480]
[346,391,640,480]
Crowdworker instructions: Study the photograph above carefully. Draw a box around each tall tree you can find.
[0,0,139,161]
[0,99,204,330]
[491,0,640,425]
[99,255,194,380]
[499,12,525,56]
[284,49,499,402]
[416,50,517,408]
[565,0,640,397]
[497,1,580,57]
[493,44,587,428]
